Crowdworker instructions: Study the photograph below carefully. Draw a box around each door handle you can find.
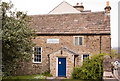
[59,61,61,64]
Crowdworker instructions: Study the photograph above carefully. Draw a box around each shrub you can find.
[72,53,106,80]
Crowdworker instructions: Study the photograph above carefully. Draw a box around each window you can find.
[79,37,82,45]
[33,47,42,63]
[83,54,89,60]
[75,37,78,45]
[74,36,83,45]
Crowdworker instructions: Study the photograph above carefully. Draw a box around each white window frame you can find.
[81,54,89,62]
[33,47,42,63]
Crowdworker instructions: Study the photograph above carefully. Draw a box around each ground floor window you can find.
[33,47,42,63]
[83,54,89,60]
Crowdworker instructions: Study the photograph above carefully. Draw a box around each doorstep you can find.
[46,77,67,79]
[46,77,56,79]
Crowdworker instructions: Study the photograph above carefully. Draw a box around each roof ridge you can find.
[29,11,105,16]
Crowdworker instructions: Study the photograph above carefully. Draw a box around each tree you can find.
[1,1,36,76]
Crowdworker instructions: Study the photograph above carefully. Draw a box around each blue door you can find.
[58,58,66,77]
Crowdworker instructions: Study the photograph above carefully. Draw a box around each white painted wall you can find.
[49,1,80,14]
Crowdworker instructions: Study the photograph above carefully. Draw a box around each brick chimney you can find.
[104,1,111,14]
[73,2,84,12]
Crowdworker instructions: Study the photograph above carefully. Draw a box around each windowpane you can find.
[34,47,42,62]
[36,55,39,59]
[34,48,37,51]
[34,58,37,62]
[39,55,41,58]
[37,47,39,52]
[36,58,38,62]
[34,51,37,54]
[38,52,41,54]
[79,37,82,45]
[39,48,41,51]
[75,37,78,45]
[38,59,41,62]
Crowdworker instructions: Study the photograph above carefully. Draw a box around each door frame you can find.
[56,57,67,77]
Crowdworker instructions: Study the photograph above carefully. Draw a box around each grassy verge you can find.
[2,74,46,80]
[42,71,52,77]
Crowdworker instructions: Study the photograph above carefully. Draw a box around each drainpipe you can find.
[74,56,75,67]
[48,54,50,72]
[100,36,102,53]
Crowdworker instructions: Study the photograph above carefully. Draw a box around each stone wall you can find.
[17,35,111,76]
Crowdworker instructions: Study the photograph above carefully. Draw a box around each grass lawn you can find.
[2,74,102,81]
[2,74,46,80]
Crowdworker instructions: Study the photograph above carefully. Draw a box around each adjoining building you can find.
[18,1,111,78]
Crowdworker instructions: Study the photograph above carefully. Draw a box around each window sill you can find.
[74,45,85,46]
[33,62,42,64]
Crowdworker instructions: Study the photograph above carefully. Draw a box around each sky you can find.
[3,0,120,48]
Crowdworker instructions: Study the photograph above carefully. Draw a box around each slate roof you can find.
[29,11,110,34]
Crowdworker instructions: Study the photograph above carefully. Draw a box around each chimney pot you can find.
[76,3,79,6]
[107,1,109,6]
[81,2,83,6]
[74,2,84,12]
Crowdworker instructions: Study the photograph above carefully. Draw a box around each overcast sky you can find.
[3,0,120,48]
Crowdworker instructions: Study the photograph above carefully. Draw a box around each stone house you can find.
[18,1,111,78]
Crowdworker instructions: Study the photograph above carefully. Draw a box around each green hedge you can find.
[72,53,106,80]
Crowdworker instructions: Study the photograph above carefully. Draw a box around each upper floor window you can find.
[74,36,84,45]
[79,37,82,45]
[33,47,42,63]
[75,37,78,45]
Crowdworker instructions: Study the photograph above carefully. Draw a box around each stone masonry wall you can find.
[16,35,111,76]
